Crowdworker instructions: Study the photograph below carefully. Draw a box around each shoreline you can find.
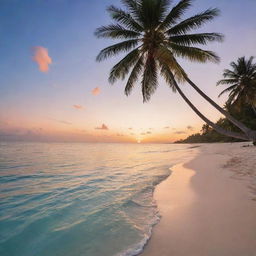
[120,146,200,256]
[139,143,256,256]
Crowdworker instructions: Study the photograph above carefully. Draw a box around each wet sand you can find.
[140,143,256,256]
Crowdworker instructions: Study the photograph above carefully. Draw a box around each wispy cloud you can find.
[58,120,72,125]
[187,125,194,131]
[128,127,133,130]
[164,126,170,129]
[73,105,84,110]
[32,46,52,72]
[92,87,101,96]
[174,131,186,134]
[48,118,72,125]
[95,124,108,130]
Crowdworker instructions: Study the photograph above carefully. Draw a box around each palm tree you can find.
[95,0,256,143]
[201,124,211,135]
[217,56,256,115]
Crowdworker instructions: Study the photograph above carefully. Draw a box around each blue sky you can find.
[0,0,255,142]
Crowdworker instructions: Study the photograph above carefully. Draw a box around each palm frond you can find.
[107,5,143,32]
[96,39,140,62]
[139,0,163,29]
[156,0,173,21]
[140,0,173,28]
[226,88,240,105]
[156,46,187,82]
[159,62,177,92]
[222,69,239,79]
[121,0,142,22]
[95,24,142,39]
[109,48,141,84]
[230,61,239,72]
[142,55,158,102]
[167,8,220,35]
[235,56,256,75]
[159,0,192,31]
[218,84,238,97]
[125,55,144,96]
[247,56,254,68]
[170,43,220,63]
[216,79,237,86]
[170,32,223,46]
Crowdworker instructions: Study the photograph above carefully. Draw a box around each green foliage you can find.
[95,0,223,102]
[175,104,256,144]
[175,56,256,144]
[217,56,256,111]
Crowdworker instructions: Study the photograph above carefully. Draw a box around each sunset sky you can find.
[0,0,255,143]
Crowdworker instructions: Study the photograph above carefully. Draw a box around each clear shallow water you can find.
[0,142,194,256]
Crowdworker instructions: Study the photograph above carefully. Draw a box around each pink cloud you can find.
[73,105,84,110]
[92,87,101,96]
[32,46,52,72]
[95,124,108,130]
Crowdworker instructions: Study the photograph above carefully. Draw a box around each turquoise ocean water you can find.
[0,142,194,256]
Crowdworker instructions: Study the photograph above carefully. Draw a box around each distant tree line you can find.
[175,105,256,143]
[175,57,256,144]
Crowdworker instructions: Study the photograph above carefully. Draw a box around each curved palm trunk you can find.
[171,79,249,141]
[184,77,256,141]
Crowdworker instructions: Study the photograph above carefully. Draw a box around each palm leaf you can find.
[222,69,239,79]
[159,62,177,92]
[170,43,220,63]
[230,61,239,73]
[142,55,158,102]
[156,0,173,21]
[218,84,238,97]
[167,8,220,35]
[107,5,143,32]
[139,0,173,29]
[156,46,187,82]
[226,88,240,105]
[125,55,144,96]
[109,48,141,83]
[96,39,140,62]
[95,24,142,39]
[121,0,142,23]
[159,0,192,30]
[170,32,223,46]
[216,79,237,86]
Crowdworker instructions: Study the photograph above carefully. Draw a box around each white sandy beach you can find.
[140,143,256,256]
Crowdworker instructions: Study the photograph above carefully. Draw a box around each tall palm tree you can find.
[95,0,256,143]
[217,56,256,115]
